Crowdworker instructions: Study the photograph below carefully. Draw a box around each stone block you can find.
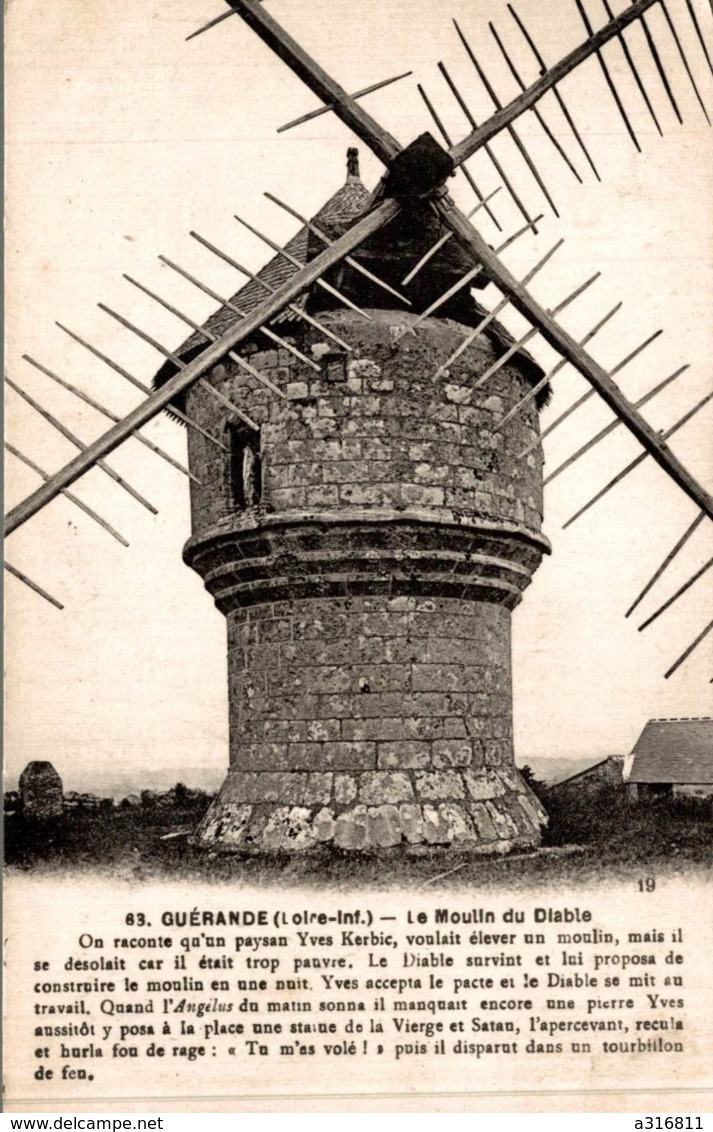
[334,774,358,806]
[398,804,426,844]
[241,744,290,771]
[401,484,445,508]
[298,666,352,695]
[313,807,336,842]
[306,719,341,742]
[411,665,475,693]
[334,805,369,850]
[414,462,451,485]
[271,487,307,510]
[367,804,403,848]
[359,772,413,805]
[304,773,333,805]
[440,803,475,844]
[322,460,372,483]
[433,740,473,769]
[415,771,465,801]
[422,805,451,845]
[262,806,315,851]
[19,762,64,820]
[285,382,309,400]
[484,799,519,839]
[517,791,547,829]
[306,485,339,508]
[225,771,332,806]
[325,742,376,771]
[470,802,498,842]
[377,742,431,770]
[463,769,506,801]
[513,796,547,833]
[352,664,411,693]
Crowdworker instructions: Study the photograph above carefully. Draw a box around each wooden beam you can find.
[5,442,130,548]
[601,0,664,135]
[562,388,713,528]
[226,0,402,166]
[263,191,411,305]
[23,353,199,485]
[543,364,688,485]
[450,0,661,169]
[431,234,560,379]
[277,71,413,133]
[573,0,641,151]
[659,0,711,124]
[4,198,401,537]
[507,4,601,181]
[682,0,713,75]
[640,10,684,123]
[418,80,505,230]
[488,21,584,181]
[234,211,372,320]
[4,562,63,610]
[402,217,543,338]
[473,270,600,393]
[186,9,235,43]
[98,303,261,431]
[5,376,158,516]
[157,255,322,371]
[519,329,663,458]
[401,190,501,286]
[433,192,713,520]
[453,19,561,214]
[55,322,229,452]
[122,274,287,399]
[626,510,705,618]
[639,557,713,631]
[665,618,713,679]
[188,235,354,353]
[498,303,622,431]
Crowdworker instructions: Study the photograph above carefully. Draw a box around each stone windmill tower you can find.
[6,0,713,854]
[152,147,551,853]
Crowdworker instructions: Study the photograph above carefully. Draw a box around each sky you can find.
[4,0,713,795]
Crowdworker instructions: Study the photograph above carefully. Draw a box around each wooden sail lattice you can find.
[5,0,713,680]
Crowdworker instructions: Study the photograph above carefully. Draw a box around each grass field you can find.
[5,783,712,890]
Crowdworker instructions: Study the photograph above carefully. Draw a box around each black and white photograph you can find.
[4,0,712,1113]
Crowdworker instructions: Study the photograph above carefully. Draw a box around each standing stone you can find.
[18,761,63,820]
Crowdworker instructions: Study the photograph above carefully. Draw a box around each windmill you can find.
[5,0,712,851]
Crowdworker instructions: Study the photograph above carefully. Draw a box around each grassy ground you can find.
[4,785,712,890]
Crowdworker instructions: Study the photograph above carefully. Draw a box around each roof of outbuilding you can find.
[628,718,713,784]
[547,755,623,789]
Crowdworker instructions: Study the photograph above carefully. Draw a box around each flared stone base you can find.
[194,765,547,854]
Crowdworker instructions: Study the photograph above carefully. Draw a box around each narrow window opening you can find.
[228,424,261,511]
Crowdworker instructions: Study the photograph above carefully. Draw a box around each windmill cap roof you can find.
[168,151,372,359]
[153,148,548,405]
[628,718,713,784]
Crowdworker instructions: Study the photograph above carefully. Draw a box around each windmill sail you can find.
[5,0,712,682]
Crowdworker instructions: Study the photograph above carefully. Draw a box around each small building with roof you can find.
[626,718,713,800]
[546,755,624,802]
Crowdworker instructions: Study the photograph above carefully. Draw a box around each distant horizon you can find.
[4,751,617,798]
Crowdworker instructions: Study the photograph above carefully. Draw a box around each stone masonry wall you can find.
[193,594,547,851]
[186,309,549,852]
[183,309,544,541]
